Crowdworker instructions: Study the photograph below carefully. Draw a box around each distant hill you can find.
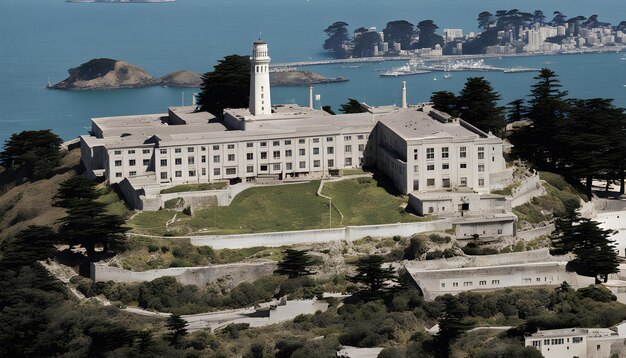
[50,59,347,90]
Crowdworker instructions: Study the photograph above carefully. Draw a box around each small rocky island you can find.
[49,58,347,90]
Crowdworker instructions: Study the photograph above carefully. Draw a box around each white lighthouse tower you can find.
[249,40,272,116]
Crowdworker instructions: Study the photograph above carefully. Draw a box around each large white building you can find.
[525,326,626,358]
[80,40,508,211]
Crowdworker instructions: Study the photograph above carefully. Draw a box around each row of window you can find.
[424,177,483,187]
[420,146,487,160]
[419,163,483,171]
[442,279,500,288]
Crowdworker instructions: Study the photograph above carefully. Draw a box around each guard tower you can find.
[249,40,272,116]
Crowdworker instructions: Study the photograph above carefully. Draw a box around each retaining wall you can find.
[189,220,453,249]
[517,223,555,241]
[90,261,276,286]
[511,174,546,208]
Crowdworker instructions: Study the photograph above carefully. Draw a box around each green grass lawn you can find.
[322,177,424,226]
[129,178,424,236]
[160,182,228,194]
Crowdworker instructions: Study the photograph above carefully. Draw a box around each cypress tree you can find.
[274,249,315,279]
[457,77,506,135]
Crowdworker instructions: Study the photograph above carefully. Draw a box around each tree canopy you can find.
[339,98,366,114]
[196,55,250,116]
[274,249,315,279]
[323,21,350,58]
[383,20,414,50]
[0,129,62,180]
[414,20,443,49]
[348,255,397,294]
[352,31,382,57]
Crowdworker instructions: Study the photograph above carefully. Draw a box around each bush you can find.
[147,244,159,253]
[404,235,428,260]
[429,234,451,244]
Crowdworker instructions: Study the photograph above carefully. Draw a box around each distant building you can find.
[443,28,463,42]
[525,325,626,358]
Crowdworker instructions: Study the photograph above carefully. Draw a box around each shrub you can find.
[160,245,170,253]
[404,235,428,260]
[429,234,451,244]
[147,244,159,253]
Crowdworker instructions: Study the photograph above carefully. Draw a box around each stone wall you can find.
[189,220,453,249]
[90,261,276,286]
[517,223,555,241]
[511,174,546,208]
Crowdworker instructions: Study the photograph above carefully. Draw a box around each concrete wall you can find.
[511,174,546,208]
[189,220,453,249]
[90,261,276,286]
[455,218,515,239]
[517,223,555,241]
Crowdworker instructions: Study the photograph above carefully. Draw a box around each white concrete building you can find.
[80,40,508,211]
[525,326,626,358]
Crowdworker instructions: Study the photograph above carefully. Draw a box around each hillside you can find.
[0,149,81,241]
[50,58,154,90]
[270,70,348,86]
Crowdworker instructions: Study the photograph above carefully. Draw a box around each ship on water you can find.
[67,0,175,3]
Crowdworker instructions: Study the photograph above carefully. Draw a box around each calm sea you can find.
[1,0,625,142]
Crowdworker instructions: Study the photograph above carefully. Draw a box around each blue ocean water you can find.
[0,0,625,142]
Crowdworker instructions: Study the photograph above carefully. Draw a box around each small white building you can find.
[525,326,626,358]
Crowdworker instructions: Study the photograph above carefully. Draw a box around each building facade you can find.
[80,40,508,210]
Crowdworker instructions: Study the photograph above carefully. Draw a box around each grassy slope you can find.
[0,149,81,241]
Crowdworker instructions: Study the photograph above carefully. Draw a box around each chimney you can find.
[308,85,313,109]
[401,81,407,108]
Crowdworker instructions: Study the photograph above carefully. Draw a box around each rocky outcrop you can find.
[270,70,348,86]
[157,70,203,87]
[51,58,154,90]
[50,59,347,90]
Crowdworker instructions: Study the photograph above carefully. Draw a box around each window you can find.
[326,137,333,142]
[532,341,541,347]
[478,146,485,159]
[115,160,122,167]
[357,135,364,140]
[327,147,334,154]
[129,159,136,166]
[284,140,291,145]
[114,150,122,155]
[187,147,194,153]
[551,339,564,345]
[261,152,267,159]
[227,144,235,149]
[328,159,334,167]
[143,159,149,166]
[478,178,485,187]
[175,171,182,177]
[160,159,167,167]
[414,148,418,160]
[201,168,206,175]
[460,177,467,187]
[115,172,122,178]
[142,149,150,154]
[128,150,135,154]
[313,160,320,168]
[201,156,206,163]
[213,155,220,163]
[492,280,499,285]
[344,145,352,153]
[160,172,167,180]
[427,164,434,171]
[299,149,305,156]
[298,139,306,144]
[129,171,136,176]
[285,150,292,157]
[260,165,268,171]
[175,158,182,165]
[313,148,320,155]
[441,283,445,288]
[212,145,219,150]
[442,178,450,188]
[345,158,352,166]
[228,154,235,161]
[479,281,486,286]
[213,168,220,175]
[478,164,485,172]
[246,165,254,173]
[201,146,206,151]
[160,149,167,154]
[344,135,352,141]
[246,142,253,148]
[460,163,467,169]
[426,147,434,159]
[299,161,306,169]
[174,148,181,153]
[286,163,292,170]
[226,168,236,175]
[427,178,435,186]
[272,164,280,171]
[414,165,419,172]
[544,339,550,345]
[260,142,267,147]
[452,282,458,287]
[188,156,195,165]
[189,170,196,177]
[459,147,466,158]
[358,144,365,151]
[271,141,279,147]
[247,153,254,160]
[442,163,449,170]
[442,147,449,158]
[463,282,473,287]
[313,138,320,143]
[572,337,583,343]
[273,151,280,159]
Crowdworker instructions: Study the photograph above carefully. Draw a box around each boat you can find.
[433,76,437,81]
[443,72,452,79]
[379,59,431,77]
[503,67,540,73]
